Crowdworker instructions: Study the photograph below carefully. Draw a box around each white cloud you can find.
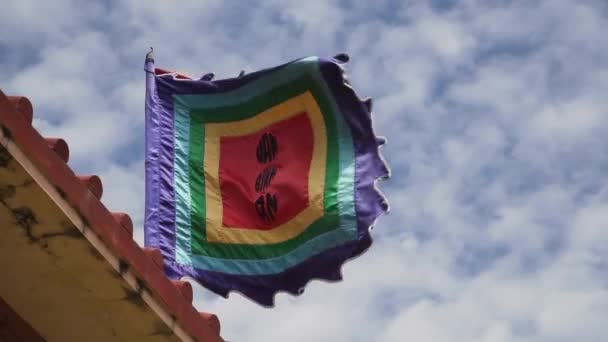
[2,0,608,341]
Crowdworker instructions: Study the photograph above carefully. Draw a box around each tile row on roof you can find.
[0,89,224,342]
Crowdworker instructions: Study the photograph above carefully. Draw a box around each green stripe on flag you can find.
[189,76,342,260]
[172,60,356,265]
[189,114,206,243]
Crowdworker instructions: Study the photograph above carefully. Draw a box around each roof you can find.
[0,89,224,342]
[0,297,44,342]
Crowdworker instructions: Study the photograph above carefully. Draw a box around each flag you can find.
[144,51,389,306]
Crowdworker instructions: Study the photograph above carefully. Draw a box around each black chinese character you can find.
[256,132,278,164]
[255,165,277,193]
[255,193,278,223]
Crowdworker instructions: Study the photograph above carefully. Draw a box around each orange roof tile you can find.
[0,89,224,342]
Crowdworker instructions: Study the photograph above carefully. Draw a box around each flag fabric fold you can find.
[144,53,389,306]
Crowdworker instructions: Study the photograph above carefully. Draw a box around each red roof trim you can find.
[0,89,223,342]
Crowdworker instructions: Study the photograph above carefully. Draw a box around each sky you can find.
[2,0,608,341]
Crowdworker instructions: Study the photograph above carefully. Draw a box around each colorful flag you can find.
[144,51,389,306]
